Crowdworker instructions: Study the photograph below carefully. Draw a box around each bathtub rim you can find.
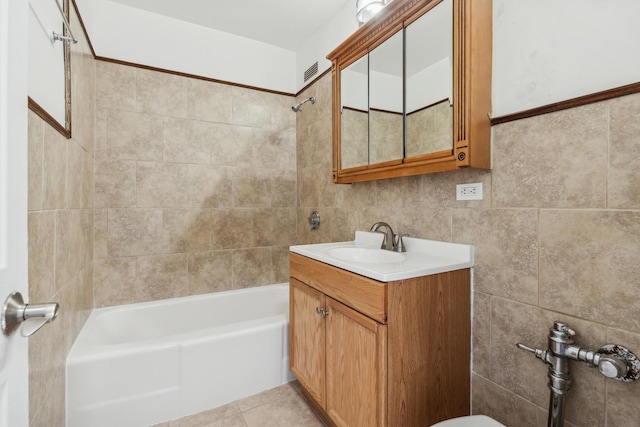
[68,283,289,361]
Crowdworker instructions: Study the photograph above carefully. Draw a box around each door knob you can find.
[1,292,59,337]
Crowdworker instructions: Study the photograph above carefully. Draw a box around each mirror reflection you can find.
[369,31,403,165]
[340,55,369,169]
[329,0,492,183]
[405,0,453,158]
[337,0,455,173]
[28,0,72,137]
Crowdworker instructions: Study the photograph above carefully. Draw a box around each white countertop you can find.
[289,231,474,282]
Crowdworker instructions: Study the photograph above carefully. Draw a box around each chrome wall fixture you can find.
[292,96,316,113]
[2,292,60,337]
[308,211,321,230]
[517,321,639,427]
[52,0,78,44]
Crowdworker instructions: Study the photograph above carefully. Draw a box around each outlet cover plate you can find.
[456,182,483,200]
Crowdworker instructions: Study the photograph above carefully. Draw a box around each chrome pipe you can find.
[548,391,566,427]
[545,322,573,427]
[52,0,78,43]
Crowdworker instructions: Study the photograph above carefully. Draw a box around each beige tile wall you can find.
[369,109,403,164]
[296,73,640,427]
[406,99,453,157]
[93,61,296,307]
[27,5,95,426]
[25,25,640,426]
[340,107,368,169]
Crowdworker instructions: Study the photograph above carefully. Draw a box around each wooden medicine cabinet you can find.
[328,0,492,184]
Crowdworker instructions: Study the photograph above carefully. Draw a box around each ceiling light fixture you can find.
[356,0,392,26]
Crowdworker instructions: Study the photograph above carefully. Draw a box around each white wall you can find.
[74,0,94,41]
[493,0,640,116]
[295,0,357,90]
[342,56,450,114]
[370,71,403,112]
[81,0,296,94]
[28,0,66,125]
[74,0,640,112]
[316,0,640,117]
[341,66,367,111]
[314,0,640,115]
[407,57,452,112]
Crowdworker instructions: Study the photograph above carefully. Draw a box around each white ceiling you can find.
[109,0,351,51]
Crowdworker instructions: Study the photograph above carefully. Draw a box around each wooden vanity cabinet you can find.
[289,253,471,427]
[290,279,327,407]
[291,277,387,426]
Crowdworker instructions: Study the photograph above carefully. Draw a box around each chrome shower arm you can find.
[291,96,316,112]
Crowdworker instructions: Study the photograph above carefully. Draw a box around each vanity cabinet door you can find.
[290,278,326,407]
[325,297,387,427]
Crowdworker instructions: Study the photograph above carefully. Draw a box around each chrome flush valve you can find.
[517,321,640,427]
[517,321,640,383]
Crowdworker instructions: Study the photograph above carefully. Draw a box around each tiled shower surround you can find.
[26,38,640,427]
[27,5,95,426]
[92,61,296,307]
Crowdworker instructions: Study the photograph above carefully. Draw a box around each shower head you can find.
[292,96,316,112]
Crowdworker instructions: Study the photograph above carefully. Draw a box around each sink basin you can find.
[325,247,406,264]
[290,230,474,282]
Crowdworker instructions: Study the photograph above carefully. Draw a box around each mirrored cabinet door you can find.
[405,0,453,159]
[369,31,404,166]
[329,0,492,183]
[340,55,369,169]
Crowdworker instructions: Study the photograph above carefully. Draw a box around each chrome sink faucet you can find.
[369,222,406,252]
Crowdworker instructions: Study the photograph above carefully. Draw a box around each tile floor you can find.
[152,382,325,427]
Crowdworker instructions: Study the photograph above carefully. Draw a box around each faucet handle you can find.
[371,230,388,249]
[516,342,550,364]
[393,234,408,252]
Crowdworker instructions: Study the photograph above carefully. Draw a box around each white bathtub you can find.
[66,283,293,427]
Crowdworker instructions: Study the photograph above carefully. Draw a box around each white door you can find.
[0,0,30,424]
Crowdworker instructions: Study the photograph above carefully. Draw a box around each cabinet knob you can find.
[315,307,329,317]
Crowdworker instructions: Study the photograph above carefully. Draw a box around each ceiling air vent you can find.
[304,62,319,82]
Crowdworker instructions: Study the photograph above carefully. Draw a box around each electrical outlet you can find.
[456,182,483,200]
